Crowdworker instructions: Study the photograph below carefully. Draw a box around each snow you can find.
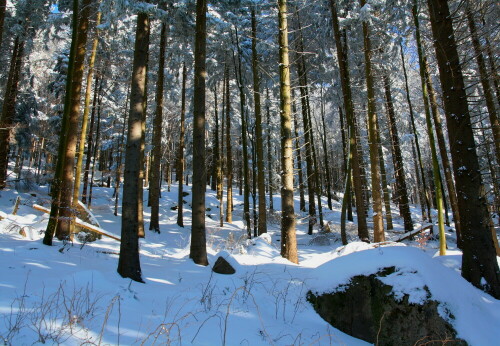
[1,183,499,345]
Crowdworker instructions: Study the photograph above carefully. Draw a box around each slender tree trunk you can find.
[189,0,208,265]
[149,22,167,233]
[320,88,333,210]
[251,9,267,235]
[265,88,274,210]
[177,63,187,227]
[360,0,384,242]
[117,11,150,282]
[72,8,101,211]
[278,0,298,264]
[413,1,446,250]
[383,74,413,232]
[215,82,224,227]
[375,118,393,230]
[233,30,251,237]
[292,89,306,212]
[88,91,103,208]
[400,44,431,222]
[427,0,500,298]
[329,0,369,241]
[82,73,100,204]
[225,65,233,223]
[0,37,24,189]
[114,93,128,216]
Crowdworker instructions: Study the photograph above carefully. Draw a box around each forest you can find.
[0,0,499,344]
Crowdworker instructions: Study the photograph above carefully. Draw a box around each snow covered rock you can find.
[212,256,236,275]
[307,267,466,345]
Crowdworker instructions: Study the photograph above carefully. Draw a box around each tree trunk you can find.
[400,43,431,223]
[0,0,6,52]
[383,74,413,232]
[292,89,306,213]
[375,117,393,231]
[427,0,500,298]
[177,63,187,227]
[114,92,128,216]
[265,88,274,210]
[329,0,369,241]
[215,82,224,228]
[320,87,333,210]
[117,11,150,282]
[225,64,233,223]
[413,1,446,252]
[189,0,208,265]
[72,8,101,212]
[251,8,267,235]
[234,30,251,237]
[149,22,167,233]
[360,0,384,242]
[423,58,462,244]
[278,0,298,264]
[0,37,24,189]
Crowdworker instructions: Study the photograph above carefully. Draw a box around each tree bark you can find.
[265,88,274,210]
[177,63,187,227]
[383,74,413,232]
[251,8,267,235]
[278,0,298,264]
[427,0,500,298]
[225,64,233,223]
[189,0,208,265]
[117,12,150,282]
[149,22,167,233]
[329,0,369,241]
[360,0,384,242]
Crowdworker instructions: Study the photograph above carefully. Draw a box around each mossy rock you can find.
[307,267,466,345]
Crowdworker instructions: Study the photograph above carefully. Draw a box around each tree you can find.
[251,8,267,235]
[427,0,500,298]
[189,0,208,266]
[149,22,168,233]
[278,0,298,264]
[117,11,150,283]
[360,0,384,242]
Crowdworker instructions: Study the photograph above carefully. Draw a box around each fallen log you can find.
[32,204,121,242]
[395,224,433,242]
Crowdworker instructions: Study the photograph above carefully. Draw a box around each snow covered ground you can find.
[0,182,499,345]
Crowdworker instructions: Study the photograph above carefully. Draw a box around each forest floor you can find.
[0,178,499,345]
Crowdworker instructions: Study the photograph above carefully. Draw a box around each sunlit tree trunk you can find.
[265,88,274,210]
[360,0,384,242]
[117,11,150,282]
[177,63,187,227]
[278,0,298,264]
[225,65,233,223]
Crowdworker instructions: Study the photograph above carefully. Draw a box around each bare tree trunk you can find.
[114,93,128,216]
[72,7,101,211]
[292,89,306,212]
[225,65,233,223]
[320,87,333,210]
[251,8,267,235]
[56,0,92,239]
[189,0,208,265]
[265,88,274,210]
[234,30,251,237]
[278,0,298,264]
[383,74,413,232]
[117,11,150,282]
[413,1,446,251]
[0,0,6,53]
[375,118,393,231]
[329,0,369,241]
[400,44,431,223]
[360,0,384,242]
[427,0,500,298]
[149,22,167,233]
[177,63,187,227]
